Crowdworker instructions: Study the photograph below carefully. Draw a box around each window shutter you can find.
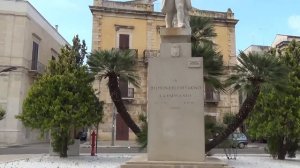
[119,34,129,50]
[31,42,39,70]
[119,79,129,98]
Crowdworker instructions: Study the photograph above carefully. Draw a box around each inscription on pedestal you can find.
[150,85,202,109]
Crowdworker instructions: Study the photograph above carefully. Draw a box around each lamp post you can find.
[111,104,116,146]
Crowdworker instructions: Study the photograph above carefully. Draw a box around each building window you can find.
[31,41,39,70]
[119,78,134,99]
[119,34,130,50]
[205,83,220,103]
[51,48,58,61]
[119,78,128,98]
[115,26,133,50]
[51,49,58,61]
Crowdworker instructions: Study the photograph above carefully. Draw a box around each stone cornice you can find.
[90,5,163,18]
[90,6,238,26]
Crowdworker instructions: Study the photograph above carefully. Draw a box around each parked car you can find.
[77,131,87,141]
[230,132,248,149]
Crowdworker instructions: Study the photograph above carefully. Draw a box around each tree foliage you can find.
[223,113,236,126]
[136,114,148,149]
[205,116,225,142]
[191,16,224,91]
[190,16,216,46]
[88,50,139,87]
[0,107,5,120]
[247,40,300,160]
[17,36,103,157]
[206,51,289,152]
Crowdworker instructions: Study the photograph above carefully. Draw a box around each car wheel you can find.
[238,143,245,149]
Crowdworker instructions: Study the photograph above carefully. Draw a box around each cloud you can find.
[288,15,300,32]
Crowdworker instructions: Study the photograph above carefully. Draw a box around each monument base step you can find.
[121,154,232,168]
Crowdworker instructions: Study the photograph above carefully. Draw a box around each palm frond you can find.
[190,16,216,46]
[87,49,140,87]
[204,75,226,92]
[226,51,289,94]
[192,44,225,91]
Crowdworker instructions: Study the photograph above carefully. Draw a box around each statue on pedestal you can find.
[161,0,192,29]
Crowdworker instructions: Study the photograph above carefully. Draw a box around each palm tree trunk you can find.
[205,86,260,152]
[108,73,141,135]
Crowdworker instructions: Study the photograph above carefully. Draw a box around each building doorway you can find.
[116,114,129,140]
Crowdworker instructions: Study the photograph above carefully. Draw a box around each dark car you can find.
[77,131,87,141]
[230,132,248,149]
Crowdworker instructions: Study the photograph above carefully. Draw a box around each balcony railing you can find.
[143,50,159,64]
[28,60,46,76]
[121,88,134,100]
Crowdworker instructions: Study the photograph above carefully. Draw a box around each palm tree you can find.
[192,43,224,91]
[205,51,289,152]
[190,16,217,46]
[87,49,141,135]
[191,16,224,91]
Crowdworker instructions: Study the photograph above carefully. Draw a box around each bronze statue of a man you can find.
[162,0,192,28]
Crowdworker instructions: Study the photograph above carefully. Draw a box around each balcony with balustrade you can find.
[28,59,46,77]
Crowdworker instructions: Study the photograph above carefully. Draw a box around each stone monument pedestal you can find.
[147,28,205,162]
[121,28,230,168]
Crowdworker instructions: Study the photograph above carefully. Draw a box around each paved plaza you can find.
[0,154,299,168]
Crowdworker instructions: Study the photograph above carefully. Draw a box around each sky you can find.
[27,0,300,53]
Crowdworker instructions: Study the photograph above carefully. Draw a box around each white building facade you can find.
[0,0,67,145]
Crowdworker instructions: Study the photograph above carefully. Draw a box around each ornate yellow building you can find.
[90,0,239,141]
